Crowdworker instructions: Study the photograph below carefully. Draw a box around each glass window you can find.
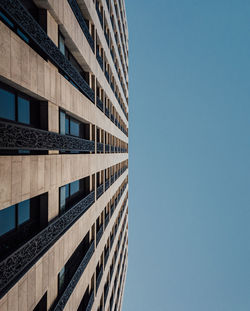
[70,180,80,196]
[18,96,30,124]
[60,186,66,213]
[0,88,15,121]
[17,29,29,43]
[65,184,69,199]
[65,116,69,135]
[60,111,65,135]
[18,199,30,225]
[0,205,15,236]
[70,119,80,137]
[59,34,65,55]
[0,11,14,28]
[58,266,65,294]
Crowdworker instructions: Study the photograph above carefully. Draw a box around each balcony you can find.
[67,0,94,52]
[97,142,104,153]
[105,70,110,82]
[96,266,103,292]
[105,107,110,118]
[97,183,104,199]
[105,31,110,47]
[96,51,104,70]
[50,241,95,310]
[0,191,95,297]
[0,120,95,153]
[105,178,110,190]
[97,97,104,111]
[86,290,94,311]
[96,2,103,28]
[96,224,104,246]
[0,1,95,103]
[105,214,110,229]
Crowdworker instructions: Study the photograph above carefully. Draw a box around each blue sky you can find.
[123,1,250,310]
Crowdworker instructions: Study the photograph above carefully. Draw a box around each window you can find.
[17,96,30,124]
[18,199,30,225]
[0,88,15,121]
[58,266,65,294]
[59,110,83,138]
[70,180,80,196]
[59,32,65,55]
[0,205,15,236]
[0,10,29,43]
[33,292,47,311]
[59,177,90,214]
[0,83,47,129]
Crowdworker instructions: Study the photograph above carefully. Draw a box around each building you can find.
[0,0,129,310]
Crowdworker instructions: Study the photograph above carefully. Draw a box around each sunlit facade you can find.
[0,0,129,310]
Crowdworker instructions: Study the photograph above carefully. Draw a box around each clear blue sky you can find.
[123,1,250,310]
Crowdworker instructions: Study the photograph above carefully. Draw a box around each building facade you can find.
[0,0,129,310]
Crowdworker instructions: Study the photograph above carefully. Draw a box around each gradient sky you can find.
[122,1,250,310]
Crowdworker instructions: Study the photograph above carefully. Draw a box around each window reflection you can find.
[0,88,15,121]
[0,205,15,236]
[18,199,30,225]
[18,96,30,124]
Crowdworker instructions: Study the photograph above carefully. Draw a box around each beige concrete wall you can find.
[0,154,127,210]
[103,218,128,311]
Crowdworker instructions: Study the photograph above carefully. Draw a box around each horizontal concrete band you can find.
[0,153,128,209]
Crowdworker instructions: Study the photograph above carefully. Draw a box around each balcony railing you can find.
[97,97,104,111]
[86,290,94,311]
[96,51,104,70]
[0,0,95,103]
[96,266,103,292]
[105,178,110,190]
[97,183,104,198]
[105,144,110,153]
[0,191,95,297]
[96,2,103,28]
[105,31,110,46]
[0,120,95,152]
[105,107,110,117]
[105,214,110,228]
[51,241,95,311]
[96,224,104,246]
[67,0,94,52]
[97,142,104,153]
[105,70,110,82]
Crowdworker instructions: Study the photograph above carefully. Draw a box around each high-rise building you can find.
[0,0,129,310]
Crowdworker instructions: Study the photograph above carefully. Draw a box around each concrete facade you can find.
[0,0,128,310]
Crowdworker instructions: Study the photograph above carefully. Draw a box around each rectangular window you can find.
[65,115,70,135]
[18,96,30,124]
[0,88,15,121]
[18,199,30,225]
[60,110,66,135]
[0,83,47,130]
[59,177,90,214]
[70,119,80,137]
[60,186,66,214]
[0,205,15,236]
[59,110,84,138]
[0,11,14,28]
[59,33,65,55]
[70,180,80,196]
[58,266,65,294]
